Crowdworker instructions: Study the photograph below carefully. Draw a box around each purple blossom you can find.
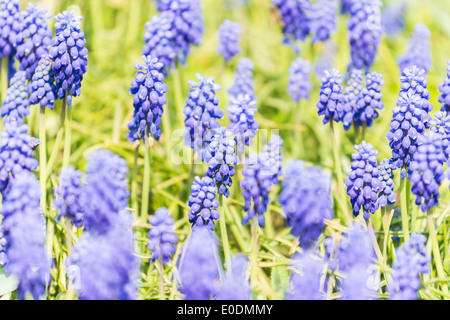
[317,68,344,125]
[272,0,312,44]
[215,254,251,300]
[54,166,84,228]
[228,57,256,101]
[309,0,338,43]
[340,69,364,130]
[398,24,432,74]
[1,71,29,124]
[0,0,21,59]
[438,61,450,112]
[188,176,220,231]
[377,158,396,207]
[287,57,312,102]
[353,71,385,128]
[216,20,242,62]
[227,95,259,153]
[29,55,57,109]
[148,207,178,264]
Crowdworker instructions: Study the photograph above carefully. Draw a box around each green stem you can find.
[65,218,72,255]
[366,218,384,265]
[131,143,140,215]
[39,107,47,209]
[250,217,259,287]
[427,211,449,299]
[361,122,367,142]
[400,176,410,241]
[293,100,304,158]
[172,66,184,126]
[158,260,165,300]
[141,127,151,221]
[1,57,8,108]
[62,99,72,168]
[219,194,231,267]
[382,207,393,263]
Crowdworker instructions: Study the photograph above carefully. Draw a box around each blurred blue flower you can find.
[227,95,259,153]
[340,69,364,130]
[148,207,178,264]
[228,57,256,104]
[188,176,220,231]
[0,0,21,59]
[288,57,312,102]
[1,71,29,124]
[0,222,6,266]
[430,111,450,160]
[382,0,407,38]
[272,0,311,45]
[438,61,450,112]
[309,0,337,43]
[377,158,396,207]
[54,166,84,228]
[353,71,385,128]
[260,135,284,184]
[398,24,432,74]
[29,55,57,109]
[217,20,242,62]
[215,254,251,300]
[399,65,433,113]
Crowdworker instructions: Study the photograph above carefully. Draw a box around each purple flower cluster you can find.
[188,176,220,231]
[1,71,29,124]
[341,69,364,130]
[204,128,239,197]
[272,0,311,44]
[15,2,52,80]
[128,56,168,142]
[390,233,431,300]
[217,20,242,62]
[438,61,450,112]
[215,254,250,300]
[0,223,6,266]
[227,95,259,153]
[345,141,382,220]
[353,71,385,128]
[382,0,408,38]
[279,160,333,247]
[0,0,21,59]
[317,68,344,125]
[54,166,84,228]
[1,171,48,300]
[309,0,338,44]
[179,227,219,300]
[29,54,57,109]
[228,58,256,101]
[148,207,179,264]
[399,66,432,113]
[377,158,396,207]
[430,111,450,160]
[261,135,284,184]
[409,131,447,213]
[49,11,88,106]
[398,24,432,74]
[287,57,312,102]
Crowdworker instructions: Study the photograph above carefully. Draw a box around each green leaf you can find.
[270,257,289,296]
[0,268,18,297]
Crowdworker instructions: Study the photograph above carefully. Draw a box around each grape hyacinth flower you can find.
[0,222,7,266]
[148,207,179,264]
[1,172,48,300]
[1,71,29,123]
[54,166,84,228]
[29,54,57,109]
[377,159,396,207]
[347,0,383,73]
[309,0,338,44]
[438,61,450,112]
[345,141,382,220]
[216,20,242,62]
[226,95,259,153]
[183,73,223,153]
[204,128,239,197]
[260,134,284,184]
[340,69,364,130]
[80,149,130,234]
[0,0,21,59]
[143,0,203,73]
[398,24,432,74]
[241,153,274,228]
[387,92,430,172]
[285,252,324,300]
[279,160,333,247]
[317,68,344,125]
[430,111,450,160]
[408,131,447,213]
[339,0,352,14]
[287,57,312,103]
[272,0,311,45]
[66,211,139,300]
[399,66,433,113]
[0,121,39,193]
[49,11,88,106]
[353,71,385,128]
[228,57,256,101]
[179,227,220,300]
[382,0,408,38]
[15,2,53,80]
[188,176,220,231]
[215,254,251,300]
[127,56,168,142]
[390,233,431,300]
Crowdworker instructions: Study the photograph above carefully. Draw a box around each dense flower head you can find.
[15,2,53,80]
[29,54,57,109]
[345,141,382,220]
[398,24,432,74]
[408,131,447,213]
[390,233,430,300]
[204,128,239,197]
[0,0,21,59]
[387,92,431,171]
[1,71,29,124]
[260,134,284,184]
[340,69,364,130]
[0,121,39,193]
[438,61,450,112]
[377,158,396,207]
[179,227,220,300]
[347,0,383,73]
[143,0,203,72]
[216,20,242,62]
[188,176,220,231]
[339,0,352,14]
[430,111,450,160]
[317,68,344,125]
[285,252,324,300]
[54,166,84,228]
[128,56,168,142]
[309,0,338,43]
[67,211,139,300]
[0,222,6,266]
[80,149,130,234]
[183,73,223,152]
[287,57,313,102]
[228,57,256,101]
[279,160,333,247]
[353,71,385,128]
[382,0,407,38]
[241,153,274,228]
[272,0,312,44]
[399,66,432,113]
[49,11,88,106]
[148,207,178,264]
[215,254,251,300]
[323,236,338,271]
[227,95,259,153]
[1,171,48,300]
